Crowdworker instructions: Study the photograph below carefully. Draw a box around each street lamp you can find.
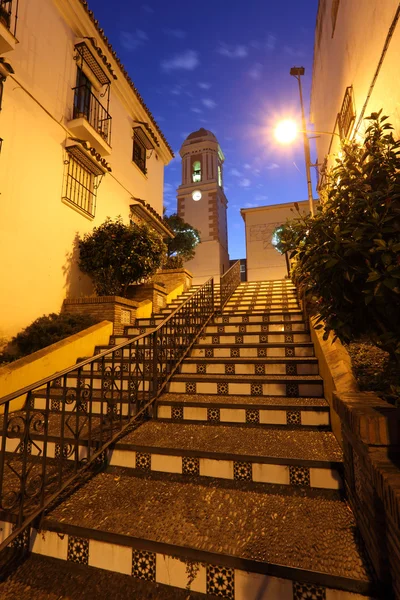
[289,66,314,216]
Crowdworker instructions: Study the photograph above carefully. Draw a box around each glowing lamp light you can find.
[274,119,299,144]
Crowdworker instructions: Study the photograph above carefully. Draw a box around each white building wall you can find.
[0,0,172,338]
[241,201,314,282]
[311,0,400,168]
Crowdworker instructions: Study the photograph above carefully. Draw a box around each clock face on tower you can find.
[192,190,202,201]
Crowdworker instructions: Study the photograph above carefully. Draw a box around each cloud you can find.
[284,45,305,58]
[181,131,190,138]
[266,163,280,170]
[255,194,268,202]
[239,178,251,188]
[217,43,248,58]
[230,168,242,177]
[248,63,263,80]
[198,82,211,90]
[244,164,252,170]
[163,28,187,39]
[191,107,203,114]
[202,98,217,109]
[120,30,148,51]
[266,34,277,51]
[244,202,258,208]
[141,4,154,13]
[161,50,199,72]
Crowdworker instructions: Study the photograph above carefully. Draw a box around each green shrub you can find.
[1,313,99,362]
[78,217,166,296]
[277,112,400,360]
[163,214,200,267]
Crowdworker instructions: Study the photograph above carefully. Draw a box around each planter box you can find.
[63,296,138,335]
[152,268,193,295]
[126,283,167,314]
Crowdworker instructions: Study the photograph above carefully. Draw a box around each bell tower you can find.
[177,128,229,283]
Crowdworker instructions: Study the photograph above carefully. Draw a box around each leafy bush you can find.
[277,112,400,359]
[163,214,200,266]
[1,313,99,363]
[78,217,166,296]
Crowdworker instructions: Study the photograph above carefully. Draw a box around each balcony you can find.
[67,85,112,156]
[0,0,18,54]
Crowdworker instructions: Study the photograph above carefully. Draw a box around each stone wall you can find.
[63,297,138,335]
[333,391,400,599]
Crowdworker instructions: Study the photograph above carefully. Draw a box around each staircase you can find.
[0,280,378,599]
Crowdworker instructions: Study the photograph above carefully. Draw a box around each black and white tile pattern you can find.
[289,466,310,487]
[206,565,234,599]
[233,461,252,481]
[217,382,229,395]
[67,536,89,565]
[136,452,151,471]
[287,383,299,397]
[293,581,326,599]
[186,382,197,394]
[206,348,214,358]
[246,409,260,424]
[171,406,183,420]
[207,407,220,422]
[251,383,263,396]
[182,456,200,476]
[132,550,156,582]
[225,364,235,375]
[287,410,301,425]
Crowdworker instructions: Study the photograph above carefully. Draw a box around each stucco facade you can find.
[177,129,230,284]
[311,0,400,175]
[0,0,173,339]
[241,201,315,282]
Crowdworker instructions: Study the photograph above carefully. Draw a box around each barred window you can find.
[338,86,355,140]
[133,133,147,174]
[64,154,97,217]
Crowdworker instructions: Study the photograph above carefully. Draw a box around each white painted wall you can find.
[0,0,172,338]
[311,0,400,168]
[241,201,313,282]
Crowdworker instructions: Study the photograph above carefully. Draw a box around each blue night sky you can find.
[89,0,319,259]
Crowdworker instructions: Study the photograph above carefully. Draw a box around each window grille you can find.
[0,77,4,111]
[133,133,147,174]
[64,154,97,217]
[338,86,355,140]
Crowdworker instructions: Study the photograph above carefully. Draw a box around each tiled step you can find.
[0,554,202,600]
[213,312,303,323]
[191,343,315,358]
[113,421,341,489]
[167,374,324,397]
[179,357,319,376]
[205,322,307,333]
[198,331,312,344]
[28,472,375,599]
[157,393,330,427]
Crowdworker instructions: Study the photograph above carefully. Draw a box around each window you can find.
[192,160,201,183]
[218,165,222,187]
[133,133,147,174]
[72,64,112,146]
[240,264,246,273]
[64,153,97,217]
[338,86,355,140]
[74,68,92,120]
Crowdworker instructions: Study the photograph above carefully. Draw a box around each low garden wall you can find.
[309,316,400,599]
[63,297,138,335]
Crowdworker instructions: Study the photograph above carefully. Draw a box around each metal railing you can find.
[0,279,214,551]
[73,85,112,147]
[0,0,18,37]
[220,260,241,311]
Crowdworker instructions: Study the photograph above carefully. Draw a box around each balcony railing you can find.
[73,84,112,147]
[0,279,214,553]
[0,0,18,37]
[220,260,241,311]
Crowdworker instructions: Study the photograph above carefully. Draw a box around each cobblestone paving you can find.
[120,421,343,461]
[47,472,371,582]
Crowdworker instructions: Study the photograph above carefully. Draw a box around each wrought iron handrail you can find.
[72,84,112,146]
[0,0,18,37]
[0,278,214,551]
[220,260,241,311]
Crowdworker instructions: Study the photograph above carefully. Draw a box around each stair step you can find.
[168,374,324,398]
[157,393,329,427]
[205,323,308,333]
[198,332,312,343]
[214,313,302,323]
[31,472,375,598]
[180,358,319,376]
[191,343,315,358]
[0,554,199,600]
